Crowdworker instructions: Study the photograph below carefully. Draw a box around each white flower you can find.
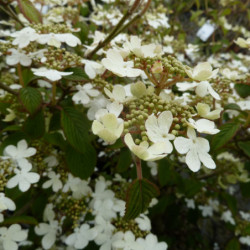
[65,224,97,249]
[239,236,250,246]
[104,85,128,103]
[81,59,105,79]
[221,210,235,225]
[102,49,142,77]
[6,49,32,66]
[31,67,73,81]
[35,220,59,249]
[124,133,169,161]
[96,231,123,250]
[112,231,143,250]
[196,103,222,120]
[198,205,213,217]
[136,234,168,250]
[84,31,106,56]
[174,127,216,172]
[145,111,175,153]
[63,173,92,199]
[92,112,124,144]
[2,108,16,122]
[0,193,16,212]
[239,211,250,221]
[185,198,195,209]
[221,68,244,80]
[6,159,40,192]
[188,118,220,134]
[86,94,110,120]
[123,36,162,58]
[44,155,59,167]
[135,214,151,231]
[0,224,28,250]
[185,62,219,81]
[195,81,221,100]
[37,33,81,48]
[234,37,250,49]
[4,140,36,160]
[42,171,63,192]
[11,27,39,48]
[72,83,99,105]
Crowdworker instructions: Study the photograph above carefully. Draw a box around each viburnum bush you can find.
[0,0,249,249]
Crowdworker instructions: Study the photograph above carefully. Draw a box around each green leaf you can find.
[1,216,38,225]
[235,84,250,98]
[224,103,241,111]
[44,132,67,150]
[61,106,90,154]
[65,144,96,179]
[17,0,42,23]
[225,238,240,250]
[23,110,45,139]
[124,178,159,220]
[240,182,250,198]
[63,67,88,81]
[3,125,21,132]
[49,111,61,131]
[19,87,42,114]
[75,22,89,43]
[238,141,250,157]
[221,193,237,214]
[22,68,37,86]
[211,122,240,150]
[116,148,132,173]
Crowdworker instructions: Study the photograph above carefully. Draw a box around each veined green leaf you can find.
[17,0,42,23]
[124,178,159,220]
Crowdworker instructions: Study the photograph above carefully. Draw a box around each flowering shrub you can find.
[0,0,249,249]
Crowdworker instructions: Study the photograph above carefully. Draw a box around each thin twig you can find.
[0,82,18,95]
[86,0,142,59]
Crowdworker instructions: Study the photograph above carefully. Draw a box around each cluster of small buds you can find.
[30,141,54,174]
[92,77,113,92]
[36,47,82,70]
[112,182,129,200]
[0,72,17,86]
[55,193,90,228]
[171,39,186,52]
[0,159,14,191]
[0,42,14,54]
[31,23,72,34]
[123,93,195,142]
[112,217,149,238]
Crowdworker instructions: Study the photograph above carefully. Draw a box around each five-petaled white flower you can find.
[11,27,39,49]
[0,224,28,250]
[124,133,169,161]
[65,224,97,249]
[31,67,73,81]
[102,49,142,77]
[174,127,216,172]
[42,171,63,192]
[145,111,175,153]
[4,140,36,161]
[35,220,59,250]
[6,159,40,192]
[81,59,105,79]
[136,234,168,250]
[187,118,220,134]
[92,113,124,144]
[72,83,100,105]
[185,62,219,81]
